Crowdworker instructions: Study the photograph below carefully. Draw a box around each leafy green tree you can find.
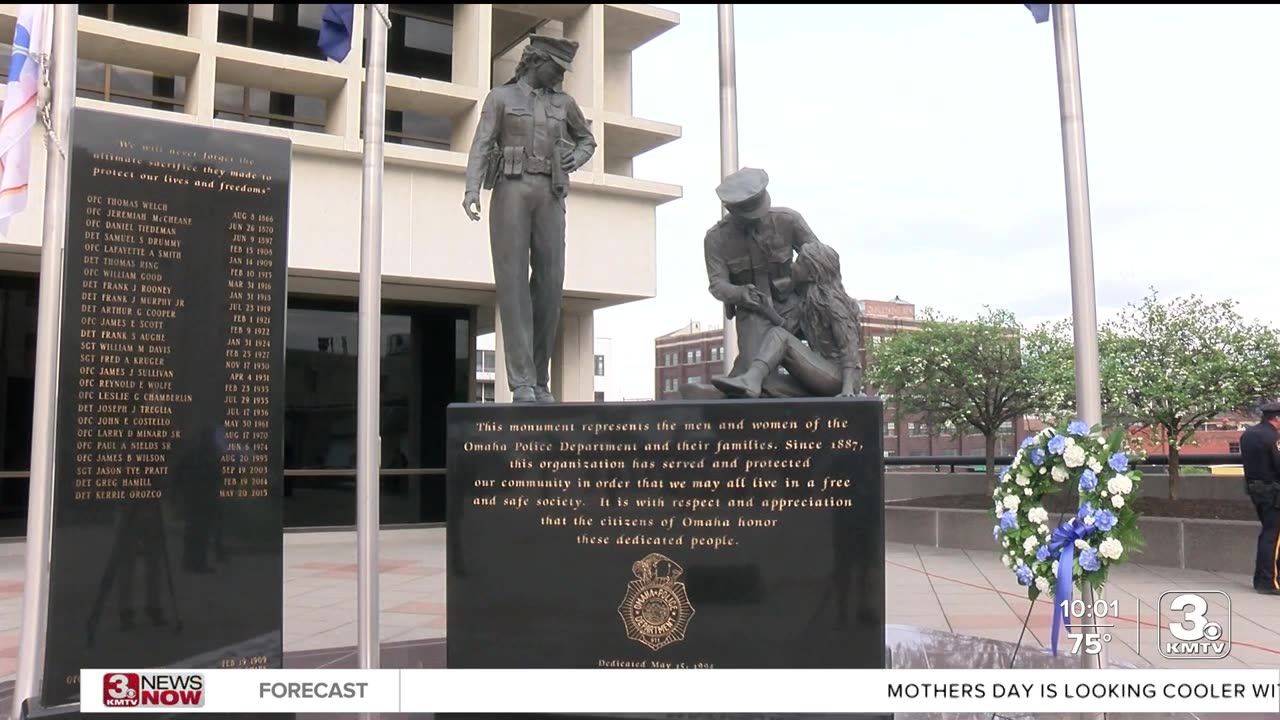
[1100,291,1280,499]
[868,308,1067,486]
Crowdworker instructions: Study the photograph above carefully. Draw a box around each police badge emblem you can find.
[617,553,695,651]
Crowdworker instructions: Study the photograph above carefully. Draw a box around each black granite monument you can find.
[446,398,885,670]
[39,108,290,709]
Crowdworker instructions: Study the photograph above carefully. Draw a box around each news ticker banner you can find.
[80,668,1280,714]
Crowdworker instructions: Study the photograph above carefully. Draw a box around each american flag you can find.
[0,4,50,236]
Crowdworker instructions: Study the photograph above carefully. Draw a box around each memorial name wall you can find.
[42,109,290,707]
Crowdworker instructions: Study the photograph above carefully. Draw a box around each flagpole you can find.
[716,3,739,373]
[1051,3,1106,672]
[357,3,388,713]
[13,5,77,719]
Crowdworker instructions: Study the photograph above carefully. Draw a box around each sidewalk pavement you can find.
[0,528,1276,685]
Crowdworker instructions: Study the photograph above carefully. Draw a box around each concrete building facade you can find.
[0,3,681,537]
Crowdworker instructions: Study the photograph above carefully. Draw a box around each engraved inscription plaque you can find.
[446,398,885,670]
[41,108,290,708]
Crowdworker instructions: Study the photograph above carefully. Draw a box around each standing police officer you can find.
[1240,401,1280,594]
[464,36,596,403]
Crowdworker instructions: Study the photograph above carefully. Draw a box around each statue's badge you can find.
[617,553,695,651]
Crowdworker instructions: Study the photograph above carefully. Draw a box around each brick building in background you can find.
[654,298,1024,457]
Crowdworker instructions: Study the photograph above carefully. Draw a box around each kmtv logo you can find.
[103,672,205,708]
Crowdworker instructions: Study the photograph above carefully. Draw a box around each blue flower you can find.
[1048,435,1068,455]
[1015,563,1034,586]
[999,511,1018,531]
[1068,420,1091,436]
[1094,510,1117,532]
[1079,469,1098,492]
[996,465,1008,479]
[1108,452,1129,472]
[1036,546,1051,563]
[1079,548,1101,572]
[1021,436,1037,449]
[1031,449,1045,467]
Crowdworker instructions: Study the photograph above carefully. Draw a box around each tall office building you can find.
[0,4,682,537]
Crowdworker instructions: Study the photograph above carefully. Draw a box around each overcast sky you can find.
[587,4,1280,400]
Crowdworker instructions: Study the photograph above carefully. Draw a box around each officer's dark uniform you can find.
[464,35,596,402]
[1240,402,1280,593]
[703,168,817,388]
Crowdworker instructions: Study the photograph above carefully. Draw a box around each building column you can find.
[449,3,493,152]
[493,310,512,404]
[186,4,219,124]
[551,310,595,402]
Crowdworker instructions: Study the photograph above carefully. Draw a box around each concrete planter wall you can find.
[885,506,1258,574]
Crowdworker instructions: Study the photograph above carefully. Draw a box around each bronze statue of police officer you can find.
[463,36,596,403]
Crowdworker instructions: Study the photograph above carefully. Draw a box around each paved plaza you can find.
[0,527,1277,686]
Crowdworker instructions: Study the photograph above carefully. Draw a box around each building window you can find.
[710,346,724,362]
[215,5,330,132]
[475,381,495,403]
[686,349,702,364]
[885,421,896,436]
[909,422,927,437]
[218,4,327,60]
[663,378,678,393]
[76,61,188,113]
[476,350,495,374]
[663,352,678,367]
[998,421,1014,433]
[385,109,451,150]
[594,355,606,377]
[1229,441,1241,454]
[387,4,453,81]
[594,391,605,402]
[83,4,190,34]
[686,376,702,385]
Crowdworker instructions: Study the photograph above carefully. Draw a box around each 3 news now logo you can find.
[102,672,206,708]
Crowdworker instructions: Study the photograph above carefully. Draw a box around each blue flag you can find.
[318,4,355,61]
[1025,4,1051,24]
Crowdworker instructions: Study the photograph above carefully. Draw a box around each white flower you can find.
[1051,466,1069,483]
[1074,539,1089,550]
[1100,490,1108,497]
[1065,437,1077,447]
[1028,507,1048,524]
[1023,536,1039,553]
[1112,495,1125,509]
[1002,554,1012,568]
[1016,474,1031,487]
[1035,576,1051,593]
[1040,468,1047,475]
[1052,560,1060,574]
[995,500,1003,513]
[1108,474,1133,496]
[1099,538,1124,560]
[1024,488,1032,496]
[1003,495,1021,511]
[1087,458,1103,473]
[1039,428,1054,438]
[1002,538,1010,547]
[1083,515,1095,526]
[1039,524,1050,535]
[1064,445,1086,468]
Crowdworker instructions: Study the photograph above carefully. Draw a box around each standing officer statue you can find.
[464,35,596,403]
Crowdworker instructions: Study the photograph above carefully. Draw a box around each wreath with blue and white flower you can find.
[991,420,1145,653]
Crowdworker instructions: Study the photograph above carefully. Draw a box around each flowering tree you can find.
[868,308,1070,486]
[1100,291,1280,499]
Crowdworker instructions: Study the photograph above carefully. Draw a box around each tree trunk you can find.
[985,433,997,491]
[1167,445,1180,501]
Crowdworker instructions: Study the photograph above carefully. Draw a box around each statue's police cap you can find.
[530,35,579,70]
[715,167,771,219]
[1262,401,1280,414]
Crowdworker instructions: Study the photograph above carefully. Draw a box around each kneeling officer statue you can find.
[463,35,597,403]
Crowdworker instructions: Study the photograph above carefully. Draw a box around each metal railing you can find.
[886,453,1240,473]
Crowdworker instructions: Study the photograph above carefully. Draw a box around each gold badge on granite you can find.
[618,553,695,651]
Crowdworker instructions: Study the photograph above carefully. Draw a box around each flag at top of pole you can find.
[0,3,50,236]
[1025,4,1051,23]
[318,4,355,61]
